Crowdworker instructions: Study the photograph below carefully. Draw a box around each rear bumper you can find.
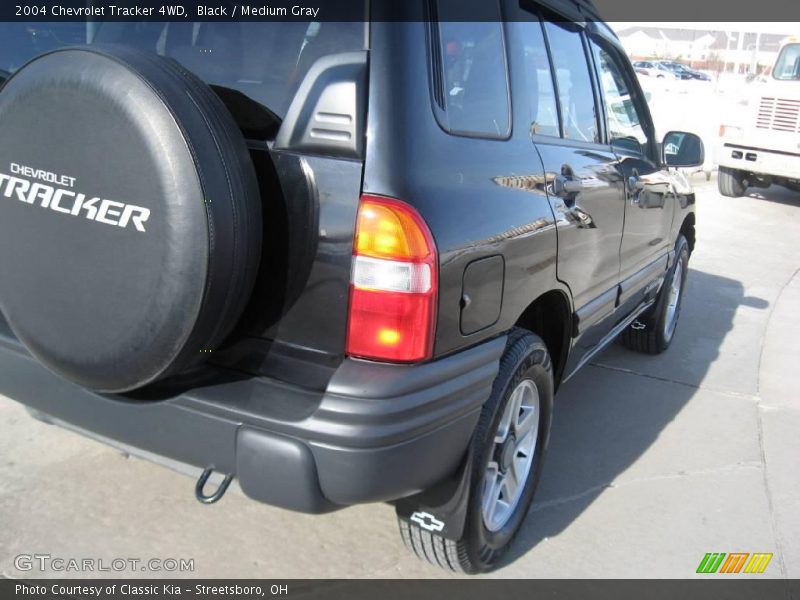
[0,330,504,513]
[717,142,800,181]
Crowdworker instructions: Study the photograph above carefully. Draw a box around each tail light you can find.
[346,195,438,362]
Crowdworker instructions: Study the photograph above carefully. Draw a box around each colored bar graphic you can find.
[744,553,773,574]
[697,552,773,574]
[719,553,749,573]
[697,553,726,574]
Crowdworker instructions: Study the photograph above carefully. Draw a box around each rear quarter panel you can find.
[363,17,566,358]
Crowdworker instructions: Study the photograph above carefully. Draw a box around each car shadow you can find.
[745,184,800,207]
[502,267,769,566]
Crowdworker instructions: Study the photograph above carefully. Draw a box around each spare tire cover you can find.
[0,46,262,393]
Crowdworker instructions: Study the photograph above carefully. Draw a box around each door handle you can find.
[553,174,585,198]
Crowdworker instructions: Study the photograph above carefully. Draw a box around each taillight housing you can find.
[346,195,438,362]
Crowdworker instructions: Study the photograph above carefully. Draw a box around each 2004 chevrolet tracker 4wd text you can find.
[0,0,703,573]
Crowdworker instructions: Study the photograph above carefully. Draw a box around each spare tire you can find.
[0,46,262,393]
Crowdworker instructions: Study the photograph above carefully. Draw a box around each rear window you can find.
[0,20,366,118]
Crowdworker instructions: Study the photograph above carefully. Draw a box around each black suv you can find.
[0,0,702,573]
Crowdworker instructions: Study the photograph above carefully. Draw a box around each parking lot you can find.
[1,176,799,579]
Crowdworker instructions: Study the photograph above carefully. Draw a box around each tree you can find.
[706,51,725,77]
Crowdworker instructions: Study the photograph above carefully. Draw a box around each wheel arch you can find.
[679,211,696,254]
[513,289,572,390]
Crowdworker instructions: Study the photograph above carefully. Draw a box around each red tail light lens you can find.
[346,195,437,362]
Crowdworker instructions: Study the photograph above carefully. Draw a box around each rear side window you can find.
[542,21,599,143]
[433,1,510,137]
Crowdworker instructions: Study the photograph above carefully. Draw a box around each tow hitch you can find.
[194,467,234,504]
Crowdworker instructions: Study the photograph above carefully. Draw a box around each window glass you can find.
[0,19,366,119]
[591,40,650,155]
[542,22,598,142]
[436,13,510,136]
[518,21,559,137]
[773,44,800,81]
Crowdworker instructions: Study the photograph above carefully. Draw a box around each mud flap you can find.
[394,449,474,541]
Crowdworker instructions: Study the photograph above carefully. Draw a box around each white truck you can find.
[716,37,800,197]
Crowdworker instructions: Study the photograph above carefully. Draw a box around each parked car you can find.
[0,0,703,573]
[658,60,712,81]
[633,59,680,80]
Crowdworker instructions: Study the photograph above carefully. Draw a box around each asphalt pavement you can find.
[1,177,798,579]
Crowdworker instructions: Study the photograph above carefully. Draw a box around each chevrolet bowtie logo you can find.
[409,511,445,533]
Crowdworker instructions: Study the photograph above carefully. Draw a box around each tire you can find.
[718,166,746,197]
[399,328,553,573]
[0,47,262,393]
[620,234,690,354]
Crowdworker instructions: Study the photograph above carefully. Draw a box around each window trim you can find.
[539,17,565,138]
[426,0,513,140]
[580,27,608,145]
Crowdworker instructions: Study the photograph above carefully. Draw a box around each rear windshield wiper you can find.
[210,85,282,140]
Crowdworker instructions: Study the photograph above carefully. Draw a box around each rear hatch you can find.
[0,18,369,391]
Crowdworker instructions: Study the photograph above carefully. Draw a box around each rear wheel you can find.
[718,166,746,197]
[620,234,690,354]
[399,329,553,573]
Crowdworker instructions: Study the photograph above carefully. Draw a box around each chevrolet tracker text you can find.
[0,163,150,232]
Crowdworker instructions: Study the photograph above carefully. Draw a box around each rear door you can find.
[516,13,626,371]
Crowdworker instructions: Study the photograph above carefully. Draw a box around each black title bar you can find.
[1,0,800,22]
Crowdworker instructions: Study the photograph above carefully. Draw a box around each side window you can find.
[434,2,510,137]
[518,20,559,137]
[590,40,652,157]
[542,21,598,143]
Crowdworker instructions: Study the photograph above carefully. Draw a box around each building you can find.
[615,26,794,74]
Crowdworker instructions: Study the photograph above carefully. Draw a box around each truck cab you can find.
[716,37,800,196]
